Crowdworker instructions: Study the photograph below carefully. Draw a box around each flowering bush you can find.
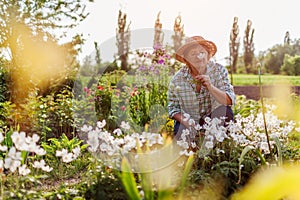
[82,119,167,170]
[174,103,300,198]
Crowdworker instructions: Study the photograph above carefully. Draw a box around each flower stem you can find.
[258,64,272,156]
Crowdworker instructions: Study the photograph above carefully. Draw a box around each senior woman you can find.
[168,36,235,138]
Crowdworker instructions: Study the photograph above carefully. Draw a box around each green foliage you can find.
[0,61,9,102]
[120,159,141,200]
[41,134,89,179]
[0,0,91,48]
[82,161,127,200]
[263,39,300,74]
[281,54,300,75]
[0,101,15,131]
[233,95,261,117]
[28,87,76,140]
[178,155,194,200]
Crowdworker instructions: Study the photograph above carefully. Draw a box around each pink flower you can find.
[83,87,91,96]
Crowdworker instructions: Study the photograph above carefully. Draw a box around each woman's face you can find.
[184,44,210,69]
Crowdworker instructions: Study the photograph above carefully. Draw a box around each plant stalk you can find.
[258,64,272,156]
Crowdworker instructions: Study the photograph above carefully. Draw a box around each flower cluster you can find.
[227,107,296,154]
[0,131,52,176]
[56,147,81,163]
[176,105,299,158]
[82,120,165,167]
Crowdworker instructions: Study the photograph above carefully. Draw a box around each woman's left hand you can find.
[195,75,212,89]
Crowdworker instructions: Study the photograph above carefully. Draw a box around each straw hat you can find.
[175,36,217,64]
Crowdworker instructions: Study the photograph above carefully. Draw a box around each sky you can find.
[71,0,300,65]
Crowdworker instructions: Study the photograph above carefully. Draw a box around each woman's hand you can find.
[195,75,212,89]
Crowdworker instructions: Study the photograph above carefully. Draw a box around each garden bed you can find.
[234,85,300,100]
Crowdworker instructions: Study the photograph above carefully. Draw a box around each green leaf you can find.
[273,136,283,166]
[120,158,140,200]
[21,151,28,164]
[178,154,194,200]
[237,146,254,184]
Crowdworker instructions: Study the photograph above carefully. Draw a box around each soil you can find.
[233,85,300,100]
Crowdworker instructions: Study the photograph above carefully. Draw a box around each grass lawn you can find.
[80,73,300,87]
[231,74,300,86]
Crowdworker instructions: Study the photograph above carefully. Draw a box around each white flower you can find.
[216,149,225,154]
[18,164,30,176]
[260,142,270,154]
[32,159,46,169]
[181,129,190,141]
[205,141,214,149]
[56,149,74,163]
[113,128,122,136]
[7,147,22,161]
[4,147,22,172]
[81,124,92,132]
[34,147,46,156]
[295,127,300,133]
[56,148,78,163]
[183,113,190,121]
[0,132,4,143]
[188,118,195,126]
[100,143,115,156]
[72,146,81,158]
[194,124,202,131]
[120,121,130,130]
[42,165,53,172]
[215,132,225,142]
[179,149,194,156]
[177,140,189,149]
[148,133,164,146]
[62,153,74,163]
[32,159,52,172]
[11,131,28,151]
[97,120,106,129]
[4,157,21,172]
[25,134,40,144]
[56,149,68,157]
[87,130,100,152]
[0,145,7,152]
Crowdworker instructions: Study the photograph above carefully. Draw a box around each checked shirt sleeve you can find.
[167,78,182,118]
[219,64,236,105]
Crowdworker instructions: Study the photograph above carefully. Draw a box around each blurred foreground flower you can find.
[231,165,300,200]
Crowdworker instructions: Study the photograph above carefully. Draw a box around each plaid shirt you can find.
[168,61,236,123]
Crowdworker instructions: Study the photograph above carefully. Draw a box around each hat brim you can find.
[175,40,217,64]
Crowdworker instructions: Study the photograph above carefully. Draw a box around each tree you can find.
[0,0,91,101]
[284,31,291,45]
[0,0,91,54]
[153,11,164,48]
[262,33,300,74]
[264,44,295,74]
[172,14,184,51]
[116,9,130,72]
[281,54,300,75]
[229,16,240,76]
[0,0,91,132]
[243,19,255,74]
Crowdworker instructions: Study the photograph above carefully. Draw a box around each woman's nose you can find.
[197,52,206,59]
